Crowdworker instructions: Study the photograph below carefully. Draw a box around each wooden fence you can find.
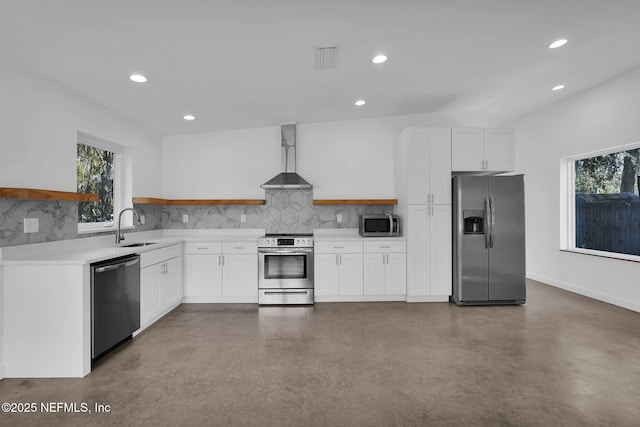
[575,193,640,256]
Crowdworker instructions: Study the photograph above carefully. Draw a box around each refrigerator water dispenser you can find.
[463,211,484,234]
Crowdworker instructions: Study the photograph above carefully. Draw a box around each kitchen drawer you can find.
[363,241,406,253]
[185,242,222,255]
[141,244,182,268]
[314,241,363,254]
[222,242,257,254]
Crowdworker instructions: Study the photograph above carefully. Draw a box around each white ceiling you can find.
[2,0,640,136]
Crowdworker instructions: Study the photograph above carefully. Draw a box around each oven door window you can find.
[264,254,307,279]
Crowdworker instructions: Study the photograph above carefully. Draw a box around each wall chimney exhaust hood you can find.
[261,124,313,190]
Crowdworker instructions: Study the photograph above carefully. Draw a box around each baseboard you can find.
[135,301,183,336]
[314,295,406,303]
[406,295,449,303]
[527,273,640,313]
[182,296,258,304]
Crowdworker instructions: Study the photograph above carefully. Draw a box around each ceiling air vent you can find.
[315,46,338,69]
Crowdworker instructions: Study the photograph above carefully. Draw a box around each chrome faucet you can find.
[116,207,141,244]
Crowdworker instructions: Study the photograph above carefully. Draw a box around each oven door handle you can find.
[258,248,313,254]
[259,251,312,256]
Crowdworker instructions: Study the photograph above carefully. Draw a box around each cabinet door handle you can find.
[380,245,391,248]
[333,246,344,249]
[218,255,222,266]
[336,254,339,265]
[221,255,225,266]
[234,246,244,250]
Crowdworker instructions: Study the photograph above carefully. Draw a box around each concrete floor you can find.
[1,279,640,426]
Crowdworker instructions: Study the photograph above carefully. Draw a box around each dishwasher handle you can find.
[94,258,140,273]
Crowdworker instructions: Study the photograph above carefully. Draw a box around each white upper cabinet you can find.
[451,128,483,171]
[483,128,515,172]
[395,127,452,205]
[451,127,515,173]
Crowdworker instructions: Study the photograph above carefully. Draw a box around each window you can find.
[564,143,640,259]
[76,132,130,233]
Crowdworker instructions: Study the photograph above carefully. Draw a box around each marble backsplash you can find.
[0,198,78,247]
[0,190,393,247]
[163,190,393,233]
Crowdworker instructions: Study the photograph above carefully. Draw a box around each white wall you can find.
[511,65,640,312]
[162,110,487,199]
[0,56,162,197]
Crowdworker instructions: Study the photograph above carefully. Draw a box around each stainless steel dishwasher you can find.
[91,254,141,360]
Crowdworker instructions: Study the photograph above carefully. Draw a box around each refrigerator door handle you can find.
[489,196,496,248]
[484,197,491,249]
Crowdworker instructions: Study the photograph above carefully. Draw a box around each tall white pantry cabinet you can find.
[394,127,452,302]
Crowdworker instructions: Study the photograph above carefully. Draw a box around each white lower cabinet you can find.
[139,244,183,332]
[407,205,452,301]
[222,254,258,297]
[183,241,257,303]
[314,241,363,301]
[363,241,407,299]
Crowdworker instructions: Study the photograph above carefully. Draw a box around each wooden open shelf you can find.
[313,199,398,205]
[0,187,98,202]
[132,197,266,206]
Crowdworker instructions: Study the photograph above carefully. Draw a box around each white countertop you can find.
[0,229,264,265]
[313,228,406,241]
[0,228,407,265]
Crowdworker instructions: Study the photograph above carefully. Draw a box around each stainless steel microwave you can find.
[359,214,400,237]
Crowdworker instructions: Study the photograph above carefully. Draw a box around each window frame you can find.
[77,132,132,234]
[561,141,640,262]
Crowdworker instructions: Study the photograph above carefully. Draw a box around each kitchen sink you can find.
[121,242,157,247]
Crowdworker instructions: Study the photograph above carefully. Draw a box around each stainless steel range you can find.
[258,233,314,305]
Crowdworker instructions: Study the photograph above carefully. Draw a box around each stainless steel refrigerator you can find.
[452,175,526,305]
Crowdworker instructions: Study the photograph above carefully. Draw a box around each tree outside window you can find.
[77,143,115,226]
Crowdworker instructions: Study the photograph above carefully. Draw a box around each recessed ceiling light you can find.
[372,54,388,64]
[552,84,566,91]
[549,39,568,49]
[183,114,196,121]
[129,74,148,83]
[355,99,366,106]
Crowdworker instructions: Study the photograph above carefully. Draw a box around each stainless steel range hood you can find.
[261,124,313,190]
